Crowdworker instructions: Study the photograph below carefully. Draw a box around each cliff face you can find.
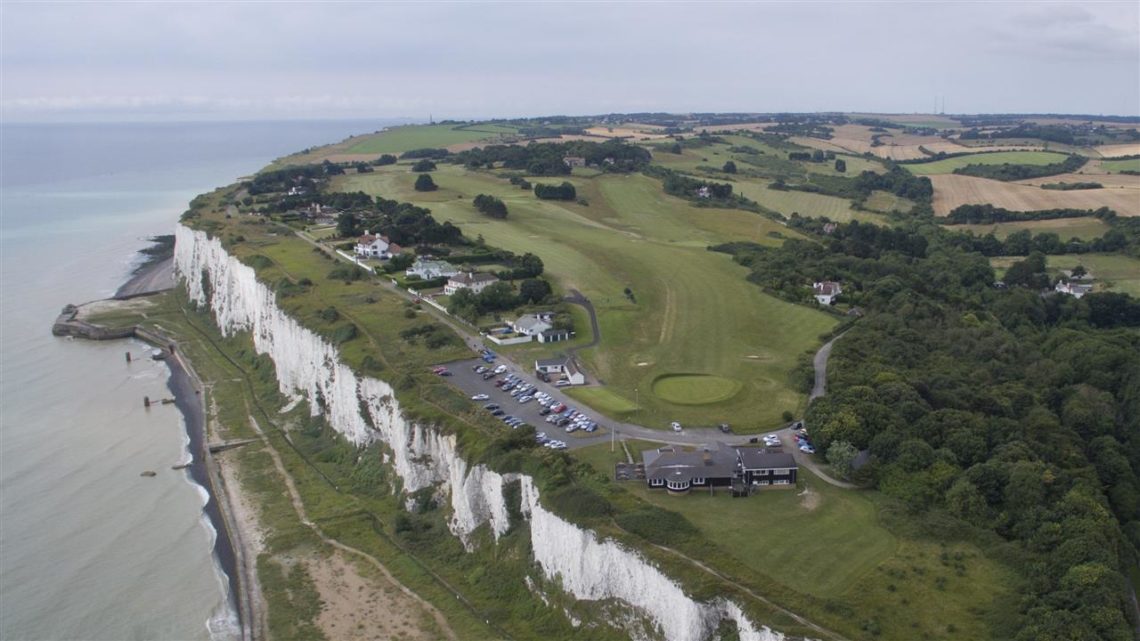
[175,225,788,641]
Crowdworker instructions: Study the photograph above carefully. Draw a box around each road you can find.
[295,229,854,465]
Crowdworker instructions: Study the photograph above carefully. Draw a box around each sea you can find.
[0,119,398,640]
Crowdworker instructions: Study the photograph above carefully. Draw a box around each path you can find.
[562,289,600,352]
[810,333,843,400]
[246,412,459,641]
[648,542,849,641]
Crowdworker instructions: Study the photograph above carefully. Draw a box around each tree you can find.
[373,154,397,166]
[518,279,552,304]
[476,282,517,313]
[1071,265,1087,279]
[414,174,438,192]
[411,159,437,172]
[337,212,360,238]
[834,158,847,173]
[512,253,544,278]
[826,441,859,480]
[473,194,508,219]
[722,160,737,174]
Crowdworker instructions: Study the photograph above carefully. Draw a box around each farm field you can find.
[989,254,1140,297]
[950,217,1112,241]
[345,124,517,154]
[575,441,1018,641]
[929,174,1140,216]
[863,190,915,213]
[728,177,892,224]
[335,164,837,428]
[1101,157,1140,173]
[1097,143,1140,158]
[904,151,1071,176]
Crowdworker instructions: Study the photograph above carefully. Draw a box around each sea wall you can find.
[174,224,788,641]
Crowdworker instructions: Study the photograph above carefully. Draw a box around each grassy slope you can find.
[345,124,517,154]
[1101,158,1140,173]
[905,151,1073,176]
[575,440,1018,641]
[336,164,837,429]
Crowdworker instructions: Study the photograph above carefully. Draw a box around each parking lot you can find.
[433,358,612,450]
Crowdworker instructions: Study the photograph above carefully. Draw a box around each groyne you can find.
[50,300,257,641]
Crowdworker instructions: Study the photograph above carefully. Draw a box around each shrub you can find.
[545,485,613,521]
[414,174,438,192]
[411,159,437,172]
[327,265,366,282]
[330,323,358,345]
[616,506,700,546]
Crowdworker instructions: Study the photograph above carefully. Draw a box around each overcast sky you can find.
[2,1,1137,121]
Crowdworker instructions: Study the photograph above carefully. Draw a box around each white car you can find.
[471,393,490,401]
[493,364,508,374]
[670,421,682,432]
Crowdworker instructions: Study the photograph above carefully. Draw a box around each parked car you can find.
[483,403,500,410]
[670,421,682,432]
[555,380,571,387]
[491,409,505,417]
[718,423,732,433]
[493,364,508,374]
[471,394,490,401]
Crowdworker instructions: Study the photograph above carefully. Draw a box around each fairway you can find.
[335,165,837,429]
[731,177,892,224]
[574,441,1017,641]
[905,151,1072,176]
[345,124,517,154]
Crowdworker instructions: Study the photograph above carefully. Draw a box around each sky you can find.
[2,1,1138,122]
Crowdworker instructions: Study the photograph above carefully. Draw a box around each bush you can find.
[327,265,366,282]
[473,194,508,219]
[615,506,700,546]
[545,485,612,521]
[317,307,340,323]
[330,323,358,344]
[534,181,577,200]
[373,154,397,166]
[414,174,438,192]
[411,159,437,172]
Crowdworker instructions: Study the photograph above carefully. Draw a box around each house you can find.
[538,328,571,343]
[643,444,739,493]
[641,444,798,494]
[535,356,586,385]
[812,281,842,305]
[444,271,499,295]
[1055,281,1093,298]
[355,230,399,259]
[822,223,838,235]
[510,313,554,337]
[696,186,712,199]
[406,258,459,281]
[563,156,586,168]
[736,449,797,487]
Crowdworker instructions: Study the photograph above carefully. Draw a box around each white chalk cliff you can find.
[175,224,788,641]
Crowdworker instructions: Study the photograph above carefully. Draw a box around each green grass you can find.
[863,190,915,214]
[345,124,517,154]
[574,440,1019,641]
[650,373,742,405]
[989,253,1140,297]
[336,165,837,429]
[1101,158,1140,173]
[563,386,640,415]
[952,217,1112,241]
[730,177,891,224]
[904,151,1072,176]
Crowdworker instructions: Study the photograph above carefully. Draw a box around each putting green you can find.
[651,374,742,405]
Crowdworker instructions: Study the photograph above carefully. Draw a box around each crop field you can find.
[1101,157,1140,173]
[345,124,517,154]
[336,164,837,428]
[930,174,1140,217]
[950,217,1112,241]
[574,441,1018,641]
[728,177,892,224]
[1097,143,1140,159]
[904,151,1071,176]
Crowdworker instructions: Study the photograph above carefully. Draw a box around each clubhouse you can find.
[642,443,797,494]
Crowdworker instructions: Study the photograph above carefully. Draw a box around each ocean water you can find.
[0,120,396,640]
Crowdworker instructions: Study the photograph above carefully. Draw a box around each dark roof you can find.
[536,356,567,368]
[738,448,796,470]
[541,328,569,337]
[643,444,738,482]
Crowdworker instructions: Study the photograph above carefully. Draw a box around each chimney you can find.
[703,453,713,466]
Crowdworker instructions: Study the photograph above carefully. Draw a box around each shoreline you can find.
[53,256,257,641]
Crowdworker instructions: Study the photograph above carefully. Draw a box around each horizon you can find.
[3,2,1137,122]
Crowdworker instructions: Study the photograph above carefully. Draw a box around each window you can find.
[650,478,664,487]
[755,469,769,475]
[667,480,690,491]
[773,480,789,485]
[693,477,705,485]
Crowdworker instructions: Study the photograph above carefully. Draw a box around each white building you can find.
[443,271,499,295]
[509,313,554,337]
[535,356,586,385]
[355,231,399,259]
[812,281,842,305]
[1055,281,1093,298]
[406,258,459,280]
